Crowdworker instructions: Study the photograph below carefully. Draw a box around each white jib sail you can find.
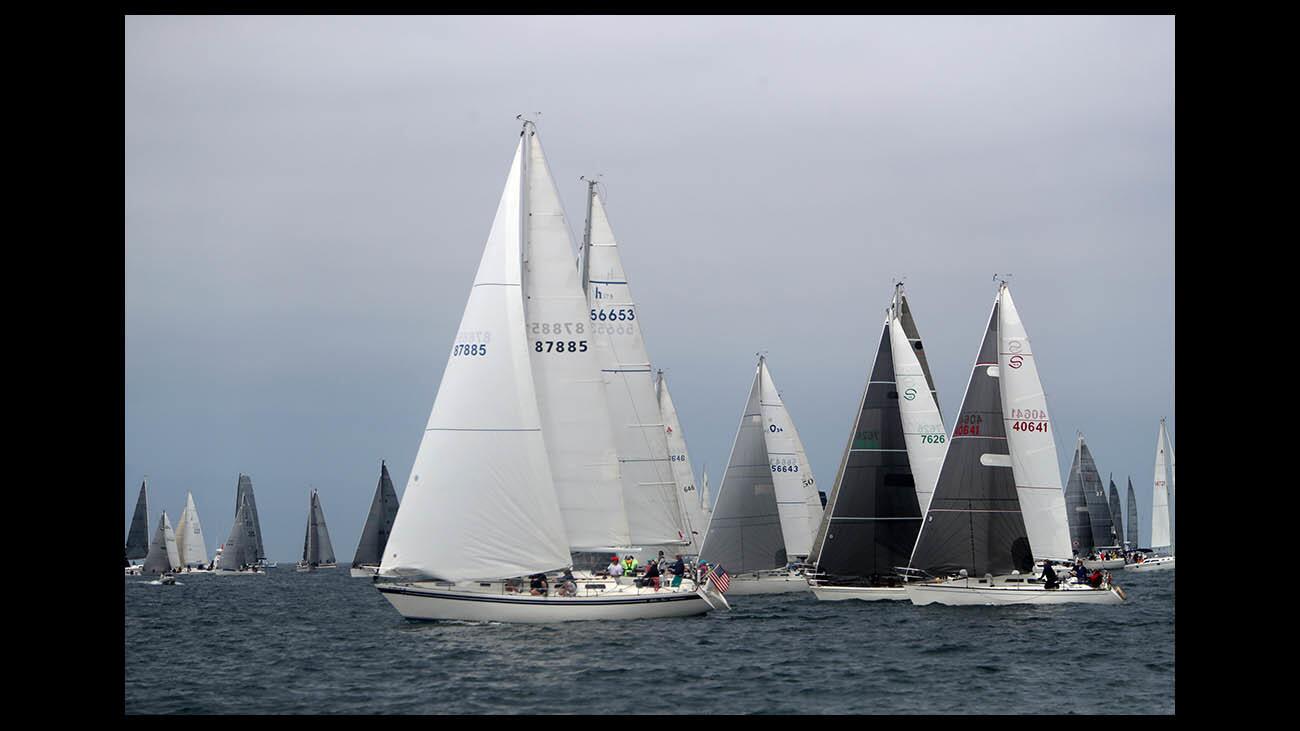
[889,314,947,514]
[996,285,1073,561]
[758,357,825,560]
[583,188,685,546]
[1165,421,1175,550]
[701,467,711,513]
[1151,419,1171,549]
[174,492,208,567]
[144,511,182,574]
[380,137,571,582]
[657,370,707,554]
[523,131,631,551]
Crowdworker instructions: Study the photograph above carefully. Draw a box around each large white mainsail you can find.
[997,284,1073,561]
[657,370,707,554]
[580,184,686,547]
[757,357,824,559]
[889,289,946,514]
[380,135,571,582]
[523,133,630,552]
[174,492,208,568]
[1151,418,1172,549]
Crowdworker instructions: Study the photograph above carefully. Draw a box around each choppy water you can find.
[125,568,1173,714]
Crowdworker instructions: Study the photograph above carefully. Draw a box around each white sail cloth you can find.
[175,492,208,567]
[889,314,946,513]
[143,511,181,574]
[1151,419,1172,549]
[758,358,824,559]
[658,370,708,554]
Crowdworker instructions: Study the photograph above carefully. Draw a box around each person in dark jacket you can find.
[1041,560,1059,590]
[670,555,686,587]
[644,559,661,590]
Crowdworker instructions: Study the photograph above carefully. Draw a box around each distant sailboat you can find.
[351,461,401,577]
[233,474,271,568]
[1107,476,1125,551]
[905,282,1123,605]
[1066,435,1124,570]
[699,355,825,595]
[808,284,946,601]
[142,512,181,576]
[1125,477,1140,550]
[174,492,210,571]
[216,493,265,575]
[1129,419,1175,572]
[296,489,337,572]
[125,480,150,574]
[374,121,723,622]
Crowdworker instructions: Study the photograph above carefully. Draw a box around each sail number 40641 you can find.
[1011,421,1049,432]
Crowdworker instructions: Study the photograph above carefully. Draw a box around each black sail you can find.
[125,481,151,560]
[1107,476,1124,550]
[1080,439,1116,548]
[1063,442,1094,554]
[352,461,401,568]
[810,320,921,584]
[234,474,266,561]
[908,298,1033,578]
[1125,478,1140,548]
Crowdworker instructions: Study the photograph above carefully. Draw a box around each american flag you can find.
[703,563,730,593]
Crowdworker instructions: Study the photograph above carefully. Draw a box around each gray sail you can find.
[1125,477,1140,548]
[351,461,401,568]
[907,297,1033,578]
[809,320,921,584]
[1063,441,1093,554]
[125,480,150,560]
[303,490,336,565]
[223,494,260,570]
[1080,439,1117,548]
[142,512,179,574]
[1107,476,1124,550]
[234,474,266,561]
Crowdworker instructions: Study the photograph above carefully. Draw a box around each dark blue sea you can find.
[124,568,1174,714]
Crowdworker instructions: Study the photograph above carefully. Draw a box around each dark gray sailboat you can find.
[233,474,269,567]
[1079,439,1118,550]
[350,461,400,577]
[217,494,264,574]
[125,480,151,568]
[1107,476,1125,550]
[1125,478,1140,549]
[297,489,337,571]
[808,286,943,601]
[1064,437,1095,555]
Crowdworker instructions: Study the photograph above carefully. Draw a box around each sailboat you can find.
[296,488,338,571]
[1066,434,1124,570]
[1125,477,1140,551]
[351,461,401,577]
[657,369,709,557]
[142,511,181,576]
[174,492,210,572]
[228,474,272,569]
[373,121,725,622]
[698,355,825,595]
[807,284,947,601]
[1107,476,1125,553]
[215,493,266,575]
[1128,418,1175,572]
[578,178,697,565]
[905,282,1125,605]
[125,480,150,575]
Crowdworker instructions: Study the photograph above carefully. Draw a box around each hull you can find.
[906,578,1125,606]
[1082,558,1126,570]
[809,584,909,602]
[722,572,811,596]
[350,566,380,578]
[213,568,267,576]
[1125,555,1175,572]
[377,580,715,623]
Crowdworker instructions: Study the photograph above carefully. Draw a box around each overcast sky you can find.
[125,15,1174,561]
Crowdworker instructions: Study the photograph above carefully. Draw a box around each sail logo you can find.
[769,424,784,433]
[1008,355,1024,369]
[903,388,917,400]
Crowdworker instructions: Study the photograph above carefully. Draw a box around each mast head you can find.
[516,112,542,135]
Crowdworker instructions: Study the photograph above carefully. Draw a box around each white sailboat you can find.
[142,511,182,576]
[296,488,338,572]
[174,492,210,572]
[374,121,725,622]
[1128,418,1175,572]
[578,178,696,563]
[905,282,1124,606]
[808,284,946,601]
[699,355,825,595]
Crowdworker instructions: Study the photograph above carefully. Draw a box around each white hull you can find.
[809,584,909,602]
[377,580,716,623]
[213,568,267,576]
[1082,558,1126,570]
[723,572,811,595]
[350,566,380,578]
[1125,555,1175,572]
[906,578,1125,606]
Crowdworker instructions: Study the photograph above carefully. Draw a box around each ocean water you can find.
[124,568,1174,714]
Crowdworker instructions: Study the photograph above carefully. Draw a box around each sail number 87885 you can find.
[535,340,589,353]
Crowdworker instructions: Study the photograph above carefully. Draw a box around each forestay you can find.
[581,186,683,547]
[380,136,571,582]
[997,285,1072,561]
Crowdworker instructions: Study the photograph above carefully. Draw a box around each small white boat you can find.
[1082,557,1126,570]
[807,582,908,601]
[722,569,811,595]
[906,573,1125,606]
[350,565,380,578]
[159,573,177,585]
[1125,555,1175,572]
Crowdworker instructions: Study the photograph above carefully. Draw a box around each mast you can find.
[579,176,596,291]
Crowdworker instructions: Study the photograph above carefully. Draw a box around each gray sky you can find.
[125,15,1174,561]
